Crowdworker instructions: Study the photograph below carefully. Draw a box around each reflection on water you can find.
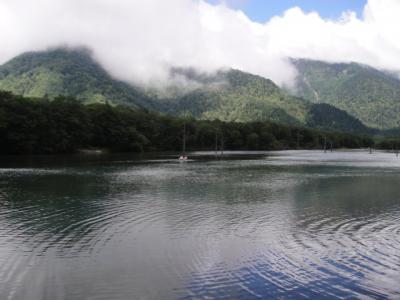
[0,150,400,299]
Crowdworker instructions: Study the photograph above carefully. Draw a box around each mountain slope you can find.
[152,69,308,124]
[293,59,400,129]
[307,103,373,134]
[149,68,372,133]
[0,48,371,134]
[0,48,154,108]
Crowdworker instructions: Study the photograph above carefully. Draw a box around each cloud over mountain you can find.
[1,0,399,87]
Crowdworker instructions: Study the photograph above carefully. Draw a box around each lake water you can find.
[0,150,400,299]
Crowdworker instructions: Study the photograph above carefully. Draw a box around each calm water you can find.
[0,150,400,299]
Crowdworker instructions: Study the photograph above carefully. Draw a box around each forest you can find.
[0,90,396,155]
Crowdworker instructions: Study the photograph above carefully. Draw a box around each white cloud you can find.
[0,0,400,87]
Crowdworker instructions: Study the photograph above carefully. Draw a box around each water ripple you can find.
[1,151,400,299]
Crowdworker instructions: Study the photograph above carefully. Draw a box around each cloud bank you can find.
[0,0,400,87]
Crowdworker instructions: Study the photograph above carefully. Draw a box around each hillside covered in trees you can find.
[0,48,156,109]
[0,48,373,135]
[293,59,400,129]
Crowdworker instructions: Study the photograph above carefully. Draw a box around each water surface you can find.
[0,150,399,299]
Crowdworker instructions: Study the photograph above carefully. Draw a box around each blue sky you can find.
[207,0,367,22]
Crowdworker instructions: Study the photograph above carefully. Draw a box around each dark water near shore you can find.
[0,150,400,299]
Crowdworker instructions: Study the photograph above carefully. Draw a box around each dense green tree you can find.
[0,91,390,156]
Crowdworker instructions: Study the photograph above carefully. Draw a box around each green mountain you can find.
[152,68,308,124]
[149,68,371,134]
[0,48,371,134]
[0,48,154,108]
[293,59,400,129]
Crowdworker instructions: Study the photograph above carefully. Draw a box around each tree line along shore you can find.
[1,91,399,155]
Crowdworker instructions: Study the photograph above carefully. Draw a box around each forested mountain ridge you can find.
[150,68,372,134]
[0,48,372,134]
[293,59,400,129]
[151,68,309,124]
[0,48,155,109]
